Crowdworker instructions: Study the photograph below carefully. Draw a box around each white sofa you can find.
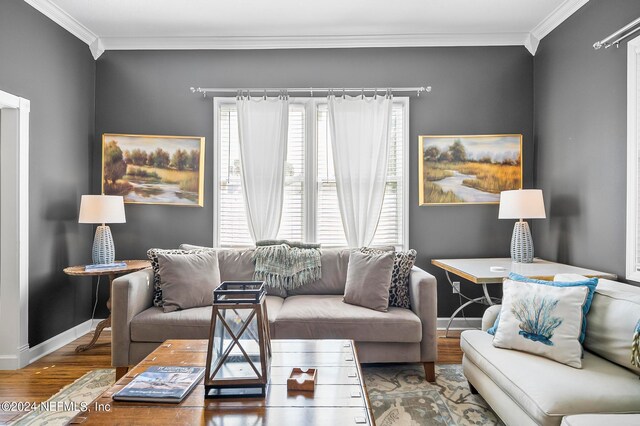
[460,277,640,426]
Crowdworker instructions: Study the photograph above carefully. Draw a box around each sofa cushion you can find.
[148,248,211,307]
[179,244,286,298]
[343,250,395,312]
[273,295,421,342]
[461,330,640,425]
[131,295,284,342]
[286,249,351,296]
[157,250,221,313]
[582,278,640,376]
[360,247,417,309]
[562,414,640,426]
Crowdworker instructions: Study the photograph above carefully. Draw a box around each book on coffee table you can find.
[113,366,205,403]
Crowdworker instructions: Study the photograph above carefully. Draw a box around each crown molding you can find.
[99,32,530,52]
[24,0,98,47]
[524,33,540,55]
[531,0,590,40]
[26,0,590,59]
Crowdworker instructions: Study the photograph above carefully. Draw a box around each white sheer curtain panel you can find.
[236,96,289,242]
[328,94,392,247]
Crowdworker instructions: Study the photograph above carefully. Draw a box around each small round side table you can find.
[64,260,151,353]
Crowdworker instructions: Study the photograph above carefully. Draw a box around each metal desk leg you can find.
[482,283,494,306]
[443,271,500,338]
[444,296,490,337]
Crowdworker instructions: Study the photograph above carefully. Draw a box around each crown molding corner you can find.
[23,0,98,47]
[531,0,589,40]
[89,38,105,60]
[524,33,540,55]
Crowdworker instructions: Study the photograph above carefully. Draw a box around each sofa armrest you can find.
[409,266,437,362]
[111,268,154,367]
[482,305,501,331]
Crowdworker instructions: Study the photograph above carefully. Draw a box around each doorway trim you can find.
[0,89,30,369]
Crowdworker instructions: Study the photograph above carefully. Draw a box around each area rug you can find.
[11,369,115,426]
[10,364,500,425]
[363,364,503,426]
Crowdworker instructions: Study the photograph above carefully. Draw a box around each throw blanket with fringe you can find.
[253,241,321,291]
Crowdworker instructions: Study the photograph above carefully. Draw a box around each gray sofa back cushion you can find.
[179,244,286,298]
[181,244,350,296]
[286,248,351,296]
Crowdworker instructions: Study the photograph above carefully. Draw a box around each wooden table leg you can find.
[75,274,116,353]
[75,316,111,352]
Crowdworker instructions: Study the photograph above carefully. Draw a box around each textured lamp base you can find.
[92,225,115,264]
[511,221,534,263]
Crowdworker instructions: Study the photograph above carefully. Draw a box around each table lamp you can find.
[79,195,126,264]
[498,189,546,263]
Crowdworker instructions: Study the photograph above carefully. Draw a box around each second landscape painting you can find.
[419,134,522,205]
[102,134,205,206]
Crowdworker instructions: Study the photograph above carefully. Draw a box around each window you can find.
[627,35,640,281]
[214,98,409,248]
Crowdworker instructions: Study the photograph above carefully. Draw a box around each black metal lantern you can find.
[205,281,272,398]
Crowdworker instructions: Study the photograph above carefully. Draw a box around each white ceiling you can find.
[24,0,590,59]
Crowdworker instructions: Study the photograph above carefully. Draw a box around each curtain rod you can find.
[594,17,640,50]
[190,86,431,97]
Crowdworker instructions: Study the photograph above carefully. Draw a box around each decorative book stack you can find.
[84,262,127,272]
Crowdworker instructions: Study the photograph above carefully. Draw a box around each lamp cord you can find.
[91,276,101,328]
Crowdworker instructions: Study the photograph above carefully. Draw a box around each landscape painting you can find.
[419,134,522,205]
[102,134,205,206]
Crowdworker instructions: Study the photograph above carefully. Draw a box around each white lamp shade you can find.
[498,189,546,220]
[79,195,126,224]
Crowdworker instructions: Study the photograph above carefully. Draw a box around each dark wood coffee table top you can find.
[71,339,375,425]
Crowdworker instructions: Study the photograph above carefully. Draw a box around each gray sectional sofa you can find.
[461,277,640,426]
[111,247,438,380]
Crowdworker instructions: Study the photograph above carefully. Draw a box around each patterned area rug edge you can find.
[11,369,115,426]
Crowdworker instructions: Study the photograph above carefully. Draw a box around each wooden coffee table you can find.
[71,339,375,425]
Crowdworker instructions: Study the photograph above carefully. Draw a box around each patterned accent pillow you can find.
[147,248,211,307]
[359,247,417,309]
[492,279,588,368]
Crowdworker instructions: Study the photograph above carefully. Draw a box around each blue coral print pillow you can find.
[491,278,589,368]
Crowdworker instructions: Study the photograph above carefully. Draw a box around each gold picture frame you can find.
[102,133,205,206]
[418,134,523,205]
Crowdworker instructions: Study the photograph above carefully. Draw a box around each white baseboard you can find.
[28,318,107,364]
[437,317,482,330]
[0,344,29,370]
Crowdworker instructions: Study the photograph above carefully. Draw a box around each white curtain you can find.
[236,97,289,242]
[328,95,392,247]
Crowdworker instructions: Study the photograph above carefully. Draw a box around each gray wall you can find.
[0,0,95,345]
[95,47,534,317]
[533,0,640,281]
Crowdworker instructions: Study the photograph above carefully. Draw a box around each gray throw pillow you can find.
[148,248,211,306]
[157,250,221,313]
[343,250,395,312]
[360,247,417,309]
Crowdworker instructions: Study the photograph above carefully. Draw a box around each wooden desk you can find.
[71,339,375,425]
[432,258,617,336]
[64,260,151,353]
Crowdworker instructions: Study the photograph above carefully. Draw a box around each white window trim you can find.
[627,35,640,282]
[212,96,410,250]
[0,89,30,369]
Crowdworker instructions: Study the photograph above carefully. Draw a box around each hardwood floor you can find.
[0,329,463,422]
[0,331,111,423]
